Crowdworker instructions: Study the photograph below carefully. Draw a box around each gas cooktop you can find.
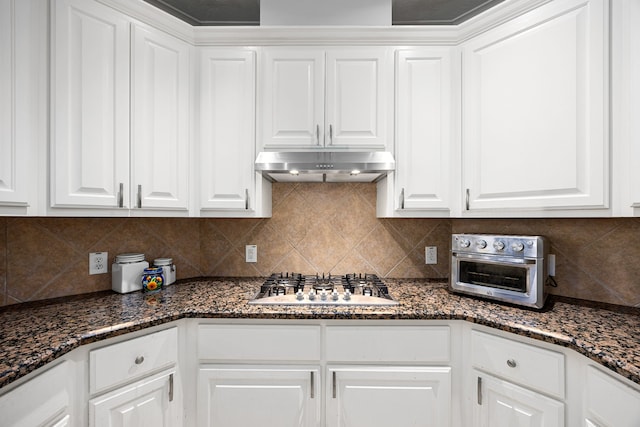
[249,273,399,306]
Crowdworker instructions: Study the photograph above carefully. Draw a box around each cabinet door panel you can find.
[89,370,179,427]
[200,49,256,211]
[198,366,321,427]
[261,49,324,148]
[474,371,564,427]
[327,366,451,427]
[51,0,130,208]
[326,50,389,149]
[584,365,640,427]
[395,48,451,211]
[131,24,190,211]
[0,0,32,209]
[462,0,607,211]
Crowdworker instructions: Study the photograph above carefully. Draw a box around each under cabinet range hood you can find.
[255,151,395,183]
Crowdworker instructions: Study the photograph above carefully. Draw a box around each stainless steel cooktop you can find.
[249,273,398,306]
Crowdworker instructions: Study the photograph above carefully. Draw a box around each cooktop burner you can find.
[249,273,398,306]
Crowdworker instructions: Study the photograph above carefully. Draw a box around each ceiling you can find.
[142,0,506,26]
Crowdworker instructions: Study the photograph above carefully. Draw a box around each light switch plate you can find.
[246,245,257,263]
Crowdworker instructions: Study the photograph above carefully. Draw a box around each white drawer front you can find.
[471,329,565,398]
[198,324,321,361]
[326,326,450,362]
[89,327,178,394]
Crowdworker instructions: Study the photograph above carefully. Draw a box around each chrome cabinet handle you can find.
[477,376,482,405]
[507,359,517,368]
[466,188,470,211]
[245,188,250,210]
[118,183,124,208]
[400,188,405,210]
[310,371,315,399]
[329,124,333,145]
[316,124,320,145]
[169,373,174,402]
[332,371,337,398]
[134,356,144,365]
[137,184,142,209]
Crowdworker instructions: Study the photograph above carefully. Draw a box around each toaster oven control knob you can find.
[511,242,525,252]
[493,241,505,251]
[476,239,487,249]
[460,239,471,248]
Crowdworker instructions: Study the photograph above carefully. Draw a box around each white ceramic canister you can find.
[112,253,149,293]
[153,258,176,285]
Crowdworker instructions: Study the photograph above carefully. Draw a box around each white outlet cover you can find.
[425,246,437,265]
[89,252,108,275]
[245,245,257,263]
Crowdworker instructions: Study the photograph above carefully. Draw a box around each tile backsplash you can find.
[0,183,638,307]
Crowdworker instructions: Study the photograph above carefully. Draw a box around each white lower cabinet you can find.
[0,360,75,427]
[197,366,321,426]
[473,370,564,427]
[327,366,451,427]
[583,365,640,427]
[89,368,179,427]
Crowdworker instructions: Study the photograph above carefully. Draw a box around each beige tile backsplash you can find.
[1,183,639,307]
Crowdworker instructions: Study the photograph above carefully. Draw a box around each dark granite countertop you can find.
[0,278,639,390]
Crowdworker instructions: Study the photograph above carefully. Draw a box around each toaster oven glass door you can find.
[456,258,535,293]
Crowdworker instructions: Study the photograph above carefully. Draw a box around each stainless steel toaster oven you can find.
[450,234,549,309]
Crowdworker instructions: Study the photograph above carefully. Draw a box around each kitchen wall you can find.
[0,183,638,307]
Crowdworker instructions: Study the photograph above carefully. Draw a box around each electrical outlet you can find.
[245,245,257,263]
[89,252,108,275]
[425,246,437,265]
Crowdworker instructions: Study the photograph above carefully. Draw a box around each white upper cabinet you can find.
[0,0,37,214]
[611,0,640,216]
[461,0,609,215]
[51,0,130,210]
[131,23,190,213]
[260,47,391,151]
[199,48,271,217]
[378,47,454,217]
[51,0,191,215]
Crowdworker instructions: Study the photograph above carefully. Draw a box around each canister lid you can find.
[154,258,173,266]
[115,253,145,264]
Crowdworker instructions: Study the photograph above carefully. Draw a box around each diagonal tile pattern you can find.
[0,184,638,307]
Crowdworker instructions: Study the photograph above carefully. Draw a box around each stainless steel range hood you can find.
[255,151,395,183]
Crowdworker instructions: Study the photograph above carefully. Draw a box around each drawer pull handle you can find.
[507,359,517,368]
[135,356,144,365]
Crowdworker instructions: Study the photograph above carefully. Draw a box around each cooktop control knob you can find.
[511,242,525,252]
[343,289,351,301]
[296,289,304,301]
[460,239,471,248]
[308,290,316,301]
[320,290,328,301]
[476,239,487,249]
[493,241,505,251]
[331,289,340,301]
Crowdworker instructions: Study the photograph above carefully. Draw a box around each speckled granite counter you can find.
[1,278,639,389]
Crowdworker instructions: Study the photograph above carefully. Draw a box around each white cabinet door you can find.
[0,361,75,427]
[260,47,390,150]
[462,0,608,213]
[89,369,179,427]
[327,366,451,427]
[51,0,130,209]
[197,366,321,427]
[583,365,640,427]
[325,49,390,149]
[389,48,452,215]
[131,24,190,213]
[0,0,34,212]
[474,371,564,427]
[261,48,325,149]
[200,48,270,216]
